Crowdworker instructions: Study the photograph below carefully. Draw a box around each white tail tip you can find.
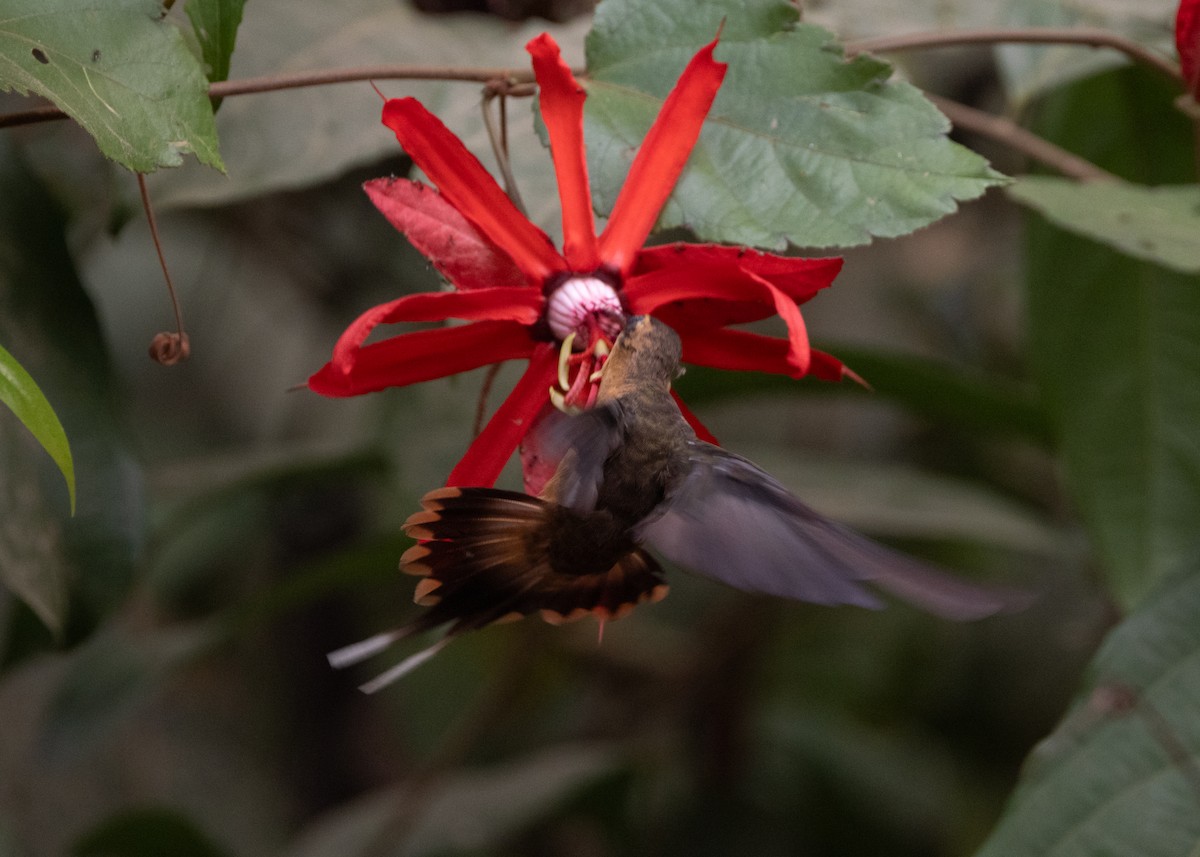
[358,637,452,693]
[327,629,407,669]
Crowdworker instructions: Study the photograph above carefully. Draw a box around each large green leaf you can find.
[0,137,144,636]
[583,0,1006,250]
[0,0,222,171]
[975,565,1200,857]
[1024,68,1200,607]
[184,0,246,85]
[147,0,588,234]
[1008,179,1200,274]
[0,341,74,513]
[1029,226,1200,607]
[0,403,70,636]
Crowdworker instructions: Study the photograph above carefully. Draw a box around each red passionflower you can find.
[1179,0,1200,99]
[309,33,854,489]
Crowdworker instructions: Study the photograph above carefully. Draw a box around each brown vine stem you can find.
[927,94,1119,182]
[481,80,532,216]
[844,27,1182,84]
[210,64,536,97]
[138,173,190,365]
[0,105,64,129]
[0,65,543,129]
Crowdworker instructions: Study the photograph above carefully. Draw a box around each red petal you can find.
[597,40,727,273]
[810,348,867,386]
[309,320,534,397]
[625,262,811,375]
[650,298,772,329]
[634,243,842,304]
[364,178,526,289]
[382,98,566,282]
[671,390,719,445]
[527,34,599,270]
[1179,0,1200,96]
[677,329,858,386]
[447,343,559,487]
[324,290,540,372]
[677,327,796,376]
[372,288,542,325]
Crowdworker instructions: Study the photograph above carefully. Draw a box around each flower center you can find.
[545,276,623,344]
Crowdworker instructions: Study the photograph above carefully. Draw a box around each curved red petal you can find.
[649,300,768,328]
[447,343,559,487]
[382,98,566,282]
[677,327,796,376]
[628,269,772,328]
[527,34,599,270]
[810,348,868,386]
[625,263,810,374]
[323,290,539,373]
[597,40,726,274]
[633,243,843,304]
[671,390,719,445]
[376,288,543,325]
[309,320,534,397]
[1179,0,1200,96]
[364,178,527,289]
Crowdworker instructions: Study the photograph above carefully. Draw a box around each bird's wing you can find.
[635,442,1022,620]
[539,402,626,513]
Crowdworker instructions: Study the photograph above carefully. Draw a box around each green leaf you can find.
[0,342,75,514]
[584,0,1006,249]
[1029,226,1200,607]
[147,0,588,230]
[0,137,144,635]
[184,0,246,85]
[974,565,1200,857]
[0,414,70,637]
[1008,179,1200,274]
[0,0,222,172]
[1024,68,1200,607]
[73,807,232,857]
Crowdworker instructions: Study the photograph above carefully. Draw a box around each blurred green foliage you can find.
[1,0,1198,856]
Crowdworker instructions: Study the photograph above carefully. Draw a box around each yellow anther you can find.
[548,386,581,415]
[557,331,576,392]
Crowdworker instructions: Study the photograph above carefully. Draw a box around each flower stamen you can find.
[557,331,576,391]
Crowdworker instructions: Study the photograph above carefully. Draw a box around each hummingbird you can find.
[331,315,1024,691]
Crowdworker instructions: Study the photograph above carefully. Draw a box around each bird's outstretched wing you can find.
[538,402,625,512]
[635,442,1024,620]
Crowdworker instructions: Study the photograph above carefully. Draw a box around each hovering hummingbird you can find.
[331,316,1024,691]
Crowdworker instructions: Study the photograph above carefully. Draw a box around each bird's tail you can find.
[328,486,668,692]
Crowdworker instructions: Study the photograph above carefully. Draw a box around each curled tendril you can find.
[149,331,191,365]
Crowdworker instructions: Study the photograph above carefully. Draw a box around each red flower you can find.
[1179,0,1200,98]
[309,33,852,489]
